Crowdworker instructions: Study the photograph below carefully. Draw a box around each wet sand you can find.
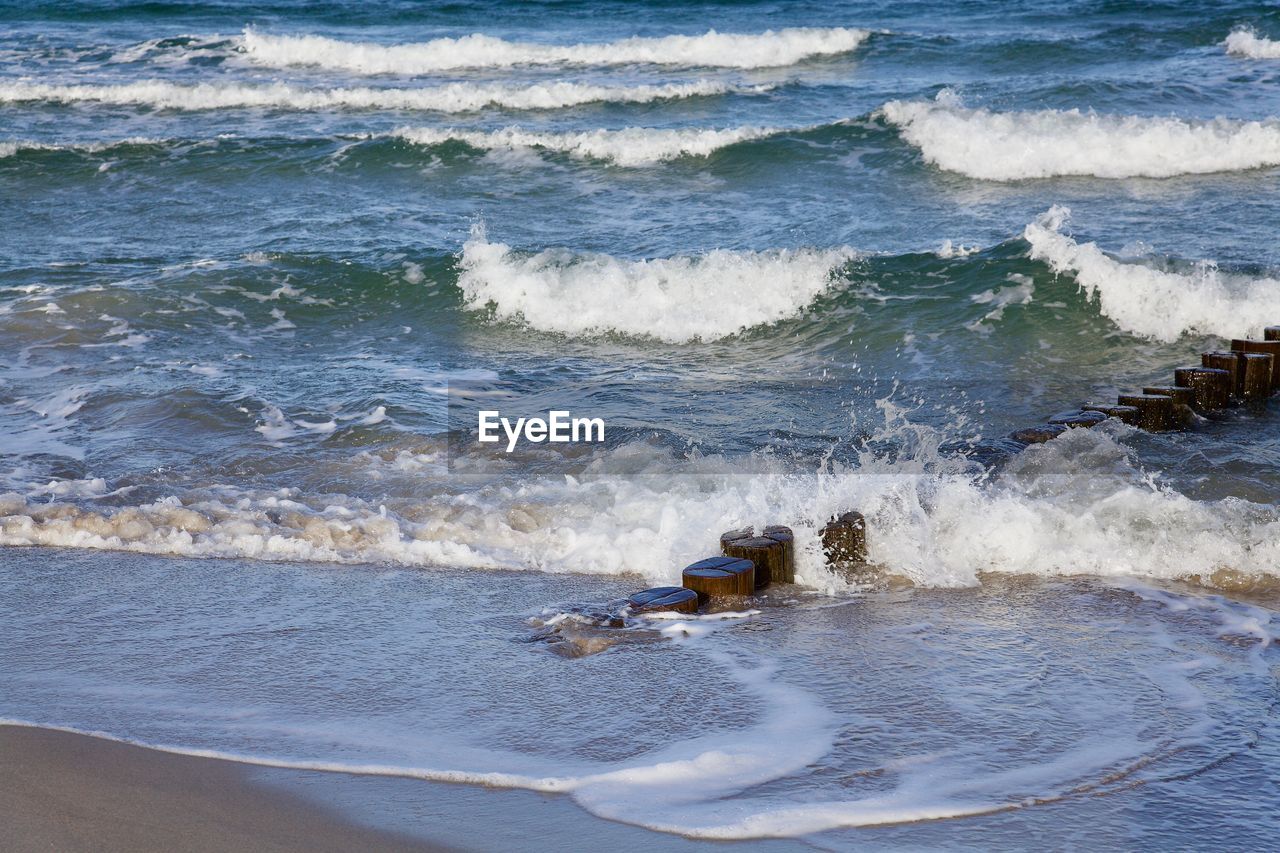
[0,725,446,853]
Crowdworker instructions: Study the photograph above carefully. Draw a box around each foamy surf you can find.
[456,225,855,342]
[0,79,744,113]
[3,425,1279,592]
[1224,28,1280,59]
[390,125,779,166]
[240,26,871,74]
[1025,205,1280,341]
[881,92,1280,179]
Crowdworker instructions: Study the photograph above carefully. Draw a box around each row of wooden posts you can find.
[623,512,869,616]
[1012,329,1280,442]
[620,329,1280,617]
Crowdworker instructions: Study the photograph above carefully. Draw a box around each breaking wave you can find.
[1025,205,1280,341]
[390,125,780,166]
[456,225,856,342]
[240,26,871,74]
[880,93,1280,179]
[1224,28,1280,59]
[0,79,744,113]
[3,423,1278,592]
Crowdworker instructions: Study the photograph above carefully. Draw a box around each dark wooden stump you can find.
[1266,326,1280,342]
[1231,340,1280,392]
[1238,352,1273,401]
[721,535,785,589]
[820,511,867,567]
[1047,410,1109,428]
[1082,403,1142,426]
[1142,386,1195,427]
[626,586,699,615]
[1009,424,1068,444]
[1202,351,1243,397]
[719,527,753,549]
[1116,393,1177,431]
[682,556,754,603]
[1173,367,1232,411]
[762,525,796,585]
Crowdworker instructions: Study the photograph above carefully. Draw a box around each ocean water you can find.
[3,0,1280,845]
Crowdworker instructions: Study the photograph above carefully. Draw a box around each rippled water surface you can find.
[3,0,1280,844]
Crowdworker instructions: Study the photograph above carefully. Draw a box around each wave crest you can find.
[1224,27,1280,59]
[1025,205,1280,341]
[0,79,741,113]
[241,27,870,74]
[456,226,855,342]
[391,125,778,166]
[881,94,1280,179]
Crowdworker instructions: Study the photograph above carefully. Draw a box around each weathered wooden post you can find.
[820,511,867,567]
[762,525,796,584]
[1231,339,1280,392]
[720,530,787,590]
[1202,351,1243,398]
[1116,393,1178,431]
[1143,386,1195,427]
[625,587,700,615]
[1173,367,1232,411]
[1047,410,1109,428]
[1265,326,1280,342]
[1238,352,1273,401]
[682,556,754,604]
[1082,403,1142,426]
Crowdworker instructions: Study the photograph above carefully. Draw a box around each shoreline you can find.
[0,724,448,853]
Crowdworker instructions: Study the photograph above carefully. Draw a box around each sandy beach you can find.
[0,725,444,853]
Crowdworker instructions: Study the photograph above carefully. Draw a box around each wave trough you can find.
[240,27,871,74]
[881,94,1280,179]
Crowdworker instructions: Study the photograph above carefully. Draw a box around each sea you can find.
[2,0,1280,846]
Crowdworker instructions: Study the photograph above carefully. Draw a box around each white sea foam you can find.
[0,79,740,113]
[240,27,870,74]
[1224,28,1280,59]
[456,225,855,341]
[880,93,1280,179]
[3,419,1279,591]
[0,137,165,158]
[1025,205,1280,341]
[391,125,777,166]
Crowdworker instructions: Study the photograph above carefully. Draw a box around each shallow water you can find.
[3,0,1280,843]
[2,548,1277,845]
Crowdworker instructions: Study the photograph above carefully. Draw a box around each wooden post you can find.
[1116,394,1177,431]
[1231,339,1280,392]
[682,556,754,603]
[1143,386,1195,427]
[1238,352,1273,401]
[1047,410,1109,428]
[1082,403,1141,426]
[1202,351,1243,397]
[721,534,786,589]
[626,587,699,615]
[1009,424,1068,444]
[820,511,867,566]
[1265,326,1280,342]
[762,525,796,584]
[1173,367,1232,411]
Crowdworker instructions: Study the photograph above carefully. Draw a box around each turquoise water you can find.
[2,1,1280,844]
